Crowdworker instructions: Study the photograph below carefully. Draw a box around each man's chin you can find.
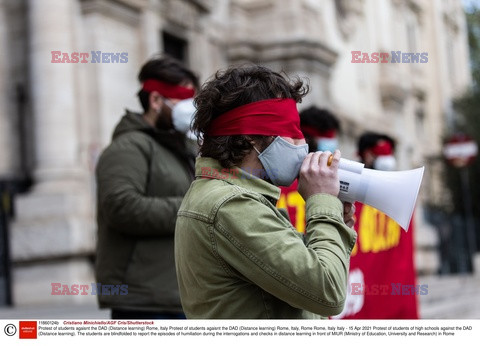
[155,116,173,131]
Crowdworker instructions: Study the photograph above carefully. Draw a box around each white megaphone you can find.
[337,158,424,231]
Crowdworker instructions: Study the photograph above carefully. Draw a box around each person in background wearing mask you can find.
[357,132,396,171]
[301,107,341,153]
[95,55,199,319]
[278,107,342,233]
[174,65,357,319]
[334,131,419,319]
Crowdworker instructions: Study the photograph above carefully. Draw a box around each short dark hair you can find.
[300,106,341,132]
[137,54,199,112]
[358,132,396,159]
[193,64,309,168]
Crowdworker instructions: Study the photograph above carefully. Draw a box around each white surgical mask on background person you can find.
[373,155,397,171]
[254,136,309,186]
[317,137,338,153]
[165,97,196,134]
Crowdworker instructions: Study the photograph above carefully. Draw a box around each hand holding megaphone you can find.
[329,155,424,231]
[298,150,342,201]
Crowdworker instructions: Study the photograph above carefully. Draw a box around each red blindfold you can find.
[142,79,195,100]
[301,125,336,138]
[371,140,393,155]
[207,98,304,139]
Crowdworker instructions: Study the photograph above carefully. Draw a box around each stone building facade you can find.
[0,0,471,306]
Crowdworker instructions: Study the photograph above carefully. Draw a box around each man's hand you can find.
[297,150,341,201]
[343,202,355,228]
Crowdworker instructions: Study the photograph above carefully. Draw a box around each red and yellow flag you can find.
[278,185,419,319]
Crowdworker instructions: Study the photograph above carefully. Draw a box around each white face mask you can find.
[373,155,397,171]
[166,98,196,134]
[254,136,308,186]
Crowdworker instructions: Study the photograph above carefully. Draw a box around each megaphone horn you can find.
[336,158,424,231]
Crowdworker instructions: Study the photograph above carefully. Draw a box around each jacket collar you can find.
[113,110,195,178]
[195,157,280,202]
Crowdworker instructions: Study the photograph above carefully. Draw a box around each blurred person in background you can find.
[175,64,356,319]
[95,55,199,319]
[278,107,342,233]
[334,132,419,319]
[357,132,397,171]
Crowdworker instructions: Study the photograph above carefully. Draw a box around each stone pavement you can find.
[418,274,480,319]
[0,302,108,320]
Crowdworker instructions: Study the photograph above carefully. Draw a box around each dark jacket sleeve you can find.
[96,135,183,237]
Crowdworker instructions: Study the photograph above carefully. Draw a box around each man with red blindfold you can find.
[95,55,199,319]
[174,65,357,319]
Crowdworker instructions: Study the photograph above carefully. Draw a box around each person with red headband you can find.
[300,107,341,154]
[278,107,343,233]
[174,65,357,319]
[95,55,199,319]
[357,132,397,171]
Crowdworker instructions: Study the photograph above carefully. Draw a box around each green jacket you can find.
[95,111,194,312]
[175,157,357,319]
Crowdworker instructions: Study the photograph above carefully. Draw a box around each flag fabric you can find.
[278,185,419,319]
[278,181,305,233]
[333,202,419,319]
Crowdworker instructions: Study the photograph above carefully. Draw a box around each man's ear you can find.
[148,91,163,113]
[245,136,258,148]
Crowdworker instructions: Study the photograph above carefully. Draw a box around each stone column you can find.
[10,0,95,306]
[0,0,7,176]
[29,0,83,188]
[0,0,17,179]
